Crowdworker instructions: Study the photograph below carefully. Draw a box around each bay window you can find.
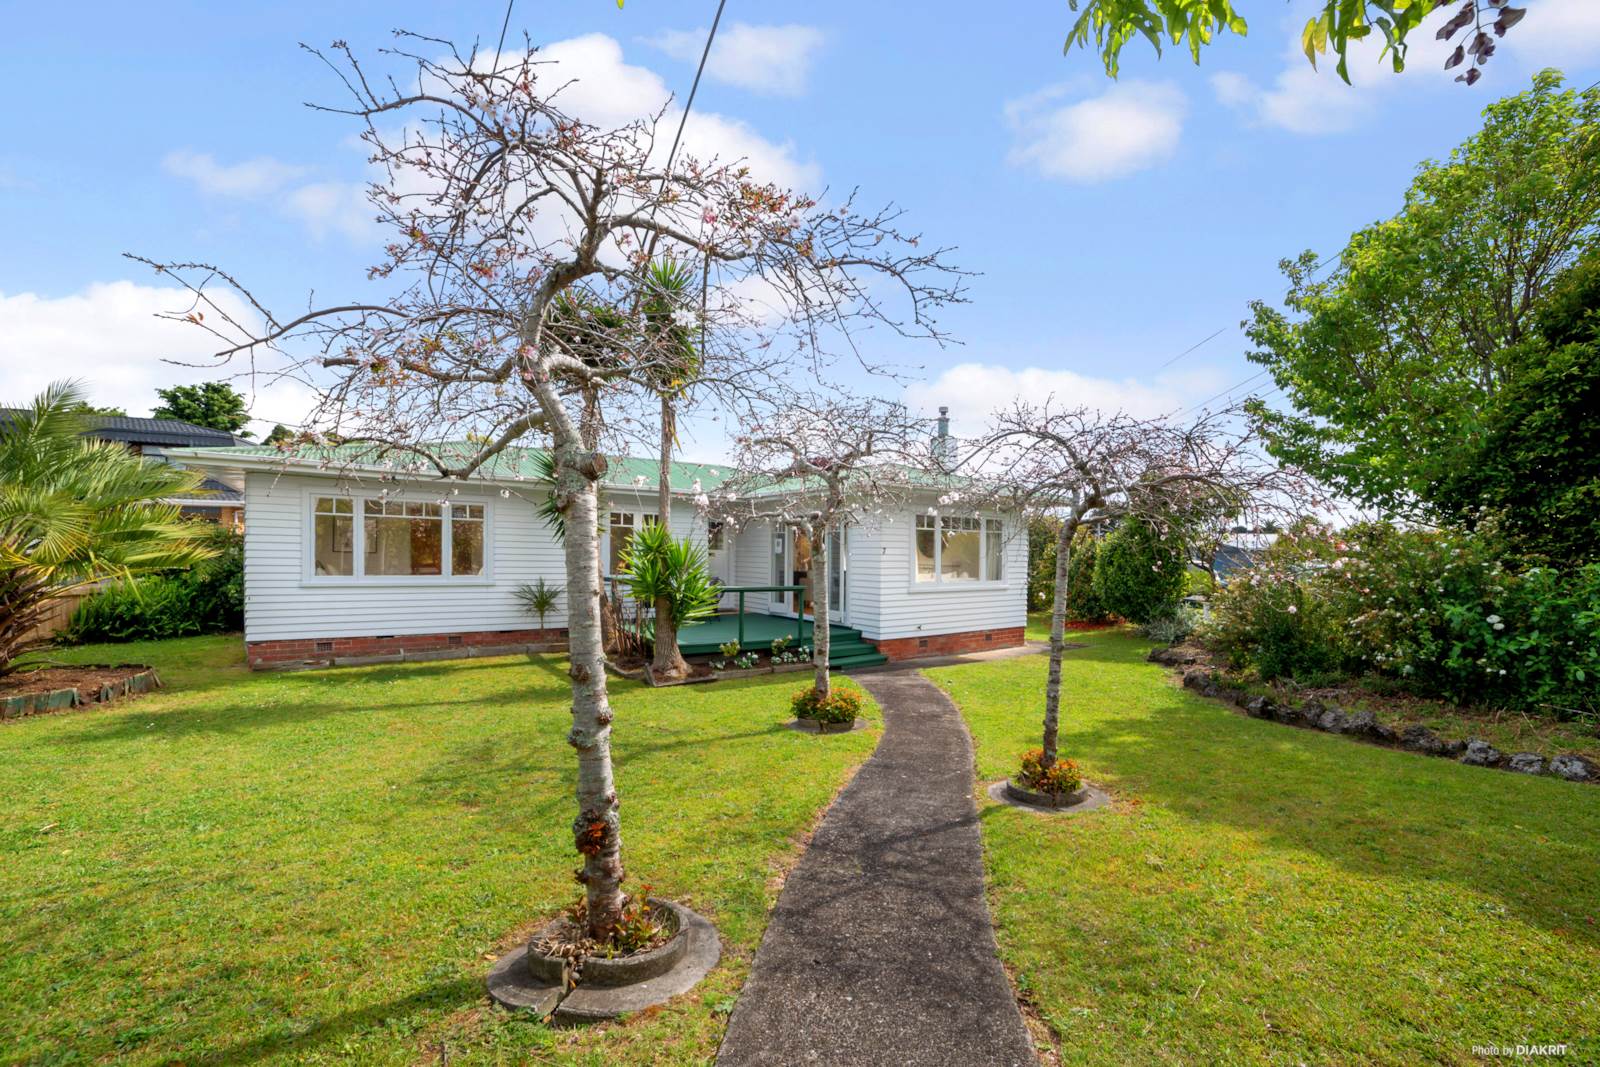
[913,513,1005,585]
[310,495,489,580]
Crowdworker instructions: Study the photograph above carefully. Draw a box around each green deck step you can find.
[829,651,889,670]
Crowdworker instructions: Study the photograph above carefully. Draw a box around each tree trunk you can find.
[649,394,690,681]
[556,445,626,942]
[1041,517,1078,769]
[810,519,830,696]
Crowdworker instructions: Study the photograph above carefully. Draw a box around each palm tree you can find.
[0,381,216,673]
[640,257,702,681]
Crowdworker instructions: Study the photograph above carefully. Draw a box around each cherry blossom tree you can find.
[134,34,963,941]
[709,395,935,697]
[975,402,1309,771]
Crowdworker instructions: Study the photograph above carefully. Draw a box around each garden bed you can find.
[1153,644,1600,783]
[0,664,161,720]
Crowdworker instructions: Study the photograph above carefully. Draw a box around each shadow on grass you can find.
[995,673,1600,950]
[194,977,485,1066]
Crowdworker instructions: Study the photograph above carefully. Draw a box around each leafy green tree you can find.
[1065,0,1527,85]
[1431,252,1600,564]
[1026,513,1061,612]
[1245,72,1600,519]
[0,381,216,673]
[70,401,128,416]
[1093,517,1186,625]
[1064,526,1109,622]
[151,381,253,436]
[263,424,294,446]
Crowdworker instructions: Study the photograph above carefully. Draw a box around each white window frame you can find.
[604,509,659,576]
[910,512,1008,588]
[302,489,494,585]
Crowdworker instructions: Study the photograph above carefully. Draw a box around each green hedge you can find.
[64,526,243,643]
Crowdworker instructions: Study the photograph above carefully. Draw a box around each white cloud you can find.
[1004,81,1187,183]
[1503,0,1600,65]
[0,281,315,431]
[1209,7,1470,135]
[282,182,374,242]
[904,361,1226,432]
[162,150,308,198]
[646,22,826,96]
[539,34,821,190]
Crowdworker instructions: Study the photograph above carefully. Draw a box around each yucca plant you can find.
[618,521,720,682]
[514,577,564,631]
[0,381,216,674]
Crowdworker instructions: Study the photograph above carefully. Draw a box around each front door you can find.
[707,521,734,609]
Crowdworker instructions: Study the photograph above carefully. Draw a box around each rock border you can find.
[1,664,162,721]
[784,716,871,734]
[986,779,1112,815]
[487,899,720,1025]
[1163,655,1600,786]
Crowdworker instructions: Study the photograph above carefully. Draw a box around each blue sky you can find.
[3,0,1598,457]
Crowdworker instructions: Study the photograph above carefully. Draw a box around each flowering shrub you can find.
[1017,748,1082,795]
[1203,521,1600,716]
[791,686,863,724]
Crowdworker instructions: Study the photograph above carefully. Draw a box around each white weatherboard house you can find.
[167,443,1027,670]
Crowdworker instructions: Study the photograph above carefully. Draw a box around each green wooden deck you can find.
[677,613,887,668]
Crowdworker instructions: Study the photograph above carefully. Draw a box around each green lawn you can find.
[0,636,879,1065]
[929,628,1600,1066]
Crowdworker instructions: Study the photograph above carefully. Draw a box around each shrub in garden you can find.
[1203,521,1600,716]
[1064,527,1110,622]
[791,685,862,724]
[63,524,243,644]
[1141,605,1201,645]
[1093,517,1186,624]
[1017,748,1082,795]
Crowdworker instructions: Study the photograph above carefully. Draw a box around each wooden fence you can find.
[20,593,88,646]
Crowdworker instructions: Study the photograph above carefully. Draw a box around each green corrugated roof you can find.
[162,441,738,494]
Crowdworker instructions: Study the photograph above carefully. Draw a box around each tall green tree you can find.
[0,382,216,673]
[1244,71,1600,519]
[152,381,253,436]
[1431,252,1600,564]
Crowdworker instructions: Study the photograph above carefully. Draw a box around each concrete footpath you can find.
[715,666,1038,1067]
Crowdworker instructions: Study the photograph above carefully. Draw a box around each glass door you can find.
[791,528,814,615]
[827,528,846,625]
[770,527,787,608]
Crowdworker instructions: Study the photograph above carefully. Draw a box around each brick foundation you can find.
[247,628,568,670]
[872,626,1026,661]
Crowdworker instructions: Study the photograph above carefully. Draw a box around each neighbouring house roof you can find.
[85,415,247,449]
[0,409,248,449]
[166,476,246,506]
[162,441,968,499]
[1212,543,1261,582]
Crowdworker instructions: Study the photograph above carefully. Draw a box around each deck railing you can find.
[602,576,807,649]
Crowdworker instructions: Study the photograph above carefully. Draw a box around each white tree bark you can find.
[810,518,831,696]
[1041,516,1078,768]
[555,440,626,939]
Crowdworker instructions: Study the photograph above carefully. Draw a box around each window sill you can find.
[905,582,1011,594]
[300,577,496,588]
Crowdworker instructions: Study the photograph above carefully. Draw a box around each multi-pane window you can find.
[313,497,354,576]
[609,512,659,574]
[940,516,981,581]
[913,513,1005,584]
[914,515,938,581]
[365,500,444,576]
[451,504,485,576]
[312,495,487,580]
